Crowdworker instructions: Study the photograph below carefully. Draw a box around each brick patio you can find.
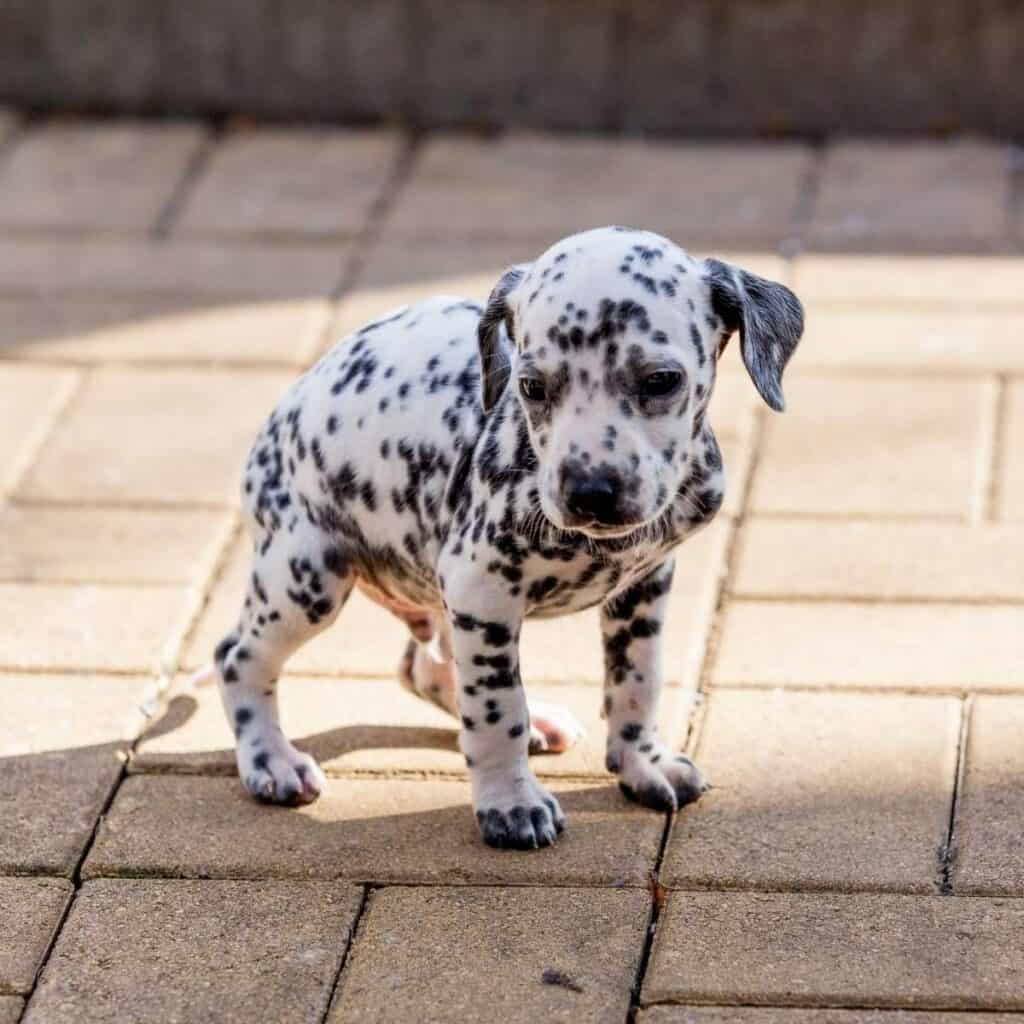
[1,114,1022,1022]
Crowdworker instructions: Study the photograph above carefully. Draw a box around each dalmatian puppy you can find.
[214,226,803,850]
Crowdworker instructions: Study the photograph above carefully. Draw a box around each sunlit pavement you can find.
[2,115,1023,1022]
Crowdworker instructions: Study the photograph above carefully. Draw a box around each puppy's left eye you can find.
[640,370,684,399]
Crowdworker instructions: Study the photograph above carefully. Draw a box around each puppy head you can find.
[478,227,804,537]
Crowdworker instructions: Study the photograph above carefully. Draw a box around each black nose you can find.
[564,473,621,525]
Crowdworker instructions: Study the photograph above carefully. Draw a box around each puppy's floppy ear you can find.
[704,258,804,412]
[478,263,529,411]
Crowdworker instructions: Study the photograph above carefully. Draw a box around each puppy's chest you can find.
[517,538,676,619]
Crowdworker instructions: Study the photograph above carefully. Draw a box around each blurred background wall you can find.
[1,0,1021,137]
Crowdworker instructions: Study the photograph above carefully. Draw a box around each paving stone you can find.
[18,367,293,505]
[0,120,205,232]
[24,878,361,1024]
[750,375,994,519]
[0,877,72,995]
[0,1000,22,1024]
[805,141,1010,252]
[331,886,647,1023]
[662,690,959,892]
[0,295,331,365]
[997,381,1024,521]
[712,601,1024,691]
[793,308,1024,372]
[953,697,1024,895]
[175,128,402,238]
[643,891,1024,1008]
[84,775,664,886]
[732,519,1024,602]
[382,135,810,246]
[0,673,146,875]
[184,519,729,687]
[0,584,191,674]
[132,675,696,779]
[792,255,1024,310]
[0,505,229,584]
[640,1011,1024,1024]
[0,364,78,494]
[0,238,348,300]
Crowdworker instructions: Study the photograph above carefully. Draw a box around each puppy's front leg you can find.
[601,557,708,811]
[441,574,565,849]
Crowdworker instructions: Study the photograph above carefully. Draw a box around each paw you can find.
[528,699,586,755]
[473,771,566,850]
[239,739,326,807]
[607,741,709,812]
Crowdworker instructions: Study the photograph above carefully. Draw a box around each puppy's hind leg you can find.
[215,527,354,806]
[395,612,585,754]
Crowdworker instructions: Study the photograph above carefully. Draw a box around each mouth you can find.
[572,520,645,540]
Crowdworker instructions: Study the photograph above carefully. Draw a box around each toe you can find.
[478,808,512,849]
[294,761,326,804]
[668,755,709,807]
[528,701,585,755]
[619,778,677,812]
[528,724,550,755]
[245,772,277,803]
[477,803,561,850]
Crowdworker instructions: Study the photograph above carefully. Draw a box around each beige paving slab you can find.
[644,891,1024,1008]
[712,601,1024,691]
[132,675,696,779]
[0,584,192,674]
[0,877,72,995]
[84,775,664,886]
[0,238,347,300]
[998,381,1024,521]
[750,375,994,519]
[0,505,229,584]
[332,886,647,1023]
[640,1008,1024,1024]
[382,135,810,246]
[794,308,1024,372]
[792,255,1024,311]
[175,128,402,238]
[0,296,331,365]
[732,519,1024,602]
[662,690,958,892]
[0,673,146,875]
[0,999,22,1024]
[184,519,729,687]
[0,364,78,493]
[0,120,206,232]
[953,697,1024,894]
[18,367,292,505]
[24,878,361,1024]
[806,141,1011,252]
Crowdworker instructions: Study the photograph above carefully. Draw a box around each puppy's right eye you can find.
[519,377,547,403]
